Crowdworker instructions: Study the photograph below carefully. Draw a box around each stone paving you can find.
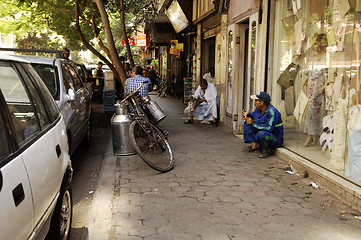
[107,95,361,240]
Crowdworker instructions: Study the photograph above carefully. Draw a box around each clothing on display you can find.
[319,113,335,152]
[346,104,361,182]
[329,89,356,170]
[294,90,308,124]
[304,68,326,136]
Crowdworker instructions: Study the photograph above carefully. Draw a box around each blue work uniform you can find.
[243,104,284,153]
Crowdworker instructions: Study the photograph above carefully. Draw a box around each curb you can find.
[83,137,116,240]
[277,147,361,212]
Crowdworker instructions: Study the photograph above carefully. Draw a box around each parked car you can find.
[0,54,73,239]
[77,63,94,97]
[16,54,92,155]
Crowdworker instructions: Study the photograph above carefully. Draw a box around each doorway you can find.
[241,14,258,113]
[202,37,216,77]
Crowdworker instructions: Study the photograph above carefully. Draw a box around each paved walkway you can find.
[87,94,361,240]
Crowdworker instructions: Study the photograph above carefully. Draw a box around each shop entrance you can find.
[202,37,215,78]
[234,13,259,133]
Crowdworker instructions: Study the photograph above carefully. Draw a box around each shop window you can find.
[272,0,361,184]
[227,30,233,111]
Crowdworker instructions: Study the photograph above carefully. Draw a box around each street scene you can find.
[70,95,361,239]
[1,0,361,239]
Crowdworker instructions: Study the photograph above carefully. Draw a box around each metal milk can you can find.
[142,97,166,123]
[111,102,137,156]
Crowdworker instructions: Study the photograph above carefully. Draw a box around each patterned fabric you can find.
[305,68,326,135]
[124,75,151,97]
[330,97,348,170]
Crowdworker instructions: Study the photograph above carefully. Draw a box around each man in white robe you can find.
[184,79,218,127]
[202,66,215,84]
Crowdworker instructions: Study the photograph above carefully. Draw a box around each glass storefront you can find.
[272,0,361,184]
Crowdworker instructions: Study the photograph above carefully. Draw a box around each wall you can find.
[227,0,260,24]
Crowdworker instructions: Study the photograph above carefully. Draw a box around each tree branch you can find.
[94,0,127,85]
[120,0,135,68]
[74,0,122,83]
[91,14,111,57]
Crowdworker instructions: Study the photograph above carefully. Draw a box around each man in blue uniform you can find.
[243,92,284,158]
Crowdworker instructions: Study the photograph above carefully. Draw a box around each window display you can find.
[273,0,361,184]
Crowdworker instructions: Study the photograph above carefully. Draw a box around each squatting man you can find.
[243,92,284,158]
[184,79,218,127]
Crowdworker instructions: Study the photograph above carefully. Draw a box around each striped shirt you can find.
[124,75,151,97]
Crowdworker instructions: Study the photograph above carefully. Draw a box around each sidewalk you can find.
[86,94,361,240]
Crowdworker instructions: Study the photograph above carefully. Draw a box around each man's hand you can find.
[199,98,207,103]
[246,117,253,125]
[242,109,248,119]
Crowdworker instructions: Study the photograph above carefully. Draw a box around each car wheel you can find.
[46,181,72,240]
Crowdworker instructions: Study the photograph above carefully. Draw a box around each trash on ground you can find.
[309,182,318,188]
[286,170,300,176]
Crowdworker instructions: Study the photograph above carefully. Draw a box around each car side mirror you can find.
[67,88,76,101]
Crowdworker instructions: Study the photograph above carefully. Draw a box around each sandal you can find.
[184,119,194,124]
[213,122,218,127]
[247,146,259,152]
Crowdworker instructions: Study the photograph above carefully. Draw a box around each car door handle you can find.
[56,144,61,158]
[0,170,3,192]
[12,183,25,207]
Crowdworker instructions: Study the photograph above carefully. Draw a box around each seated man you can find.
[184,79,218,127]
[124,66,152,97]
[243,92,284,158]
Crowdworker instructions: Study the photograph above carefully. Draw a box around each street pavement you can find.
[85,93,361,240]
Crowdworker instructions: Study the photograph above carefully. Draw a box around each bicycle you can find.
[120,83,174,172]
[158,78,172,97]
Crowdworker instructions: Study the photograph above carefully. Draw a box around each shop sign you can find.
[137,34,149,47]
[176,43,184,51]
[170,48,180,55]
[121,37,135,46]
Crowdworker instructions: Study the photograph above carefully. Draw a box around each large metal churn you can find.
[111,102,137,155]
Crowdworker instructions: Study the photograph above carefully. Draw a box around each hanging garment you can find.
[294,90,309,124]
[329,97,348,170]
[346,106,361,182]
[305,69,326,135]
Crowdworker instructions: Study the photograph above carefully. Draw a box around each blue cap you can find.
[250,92,271,104]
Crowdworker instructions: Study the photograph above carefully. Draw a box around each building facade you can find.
[269,0,361,207]
[155,0,361,209]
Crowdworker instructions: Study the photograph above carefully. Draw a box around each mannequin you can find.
[302,33,328,147]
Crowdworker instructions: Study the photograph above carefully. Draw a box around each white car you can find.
[0,55,73,240]
[17,55,92,155]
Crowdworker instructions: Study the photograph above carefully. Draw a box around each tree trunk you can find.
[94,0,127,86]
[120,0,135,68]
[74,0,121,82]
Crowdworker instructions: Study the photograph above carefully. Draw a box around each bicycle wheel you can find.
[129,120,174,172]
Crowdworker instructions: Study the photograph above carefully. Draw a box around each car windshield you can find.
[31,63,60,100]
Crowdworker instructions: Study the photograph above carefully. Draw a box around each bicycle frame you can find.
[120,83,167,136]
[119,83,174,172]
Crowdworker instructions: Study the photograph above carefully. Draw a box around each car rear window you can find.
[0,61,40,146]
[31,63,60,100]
